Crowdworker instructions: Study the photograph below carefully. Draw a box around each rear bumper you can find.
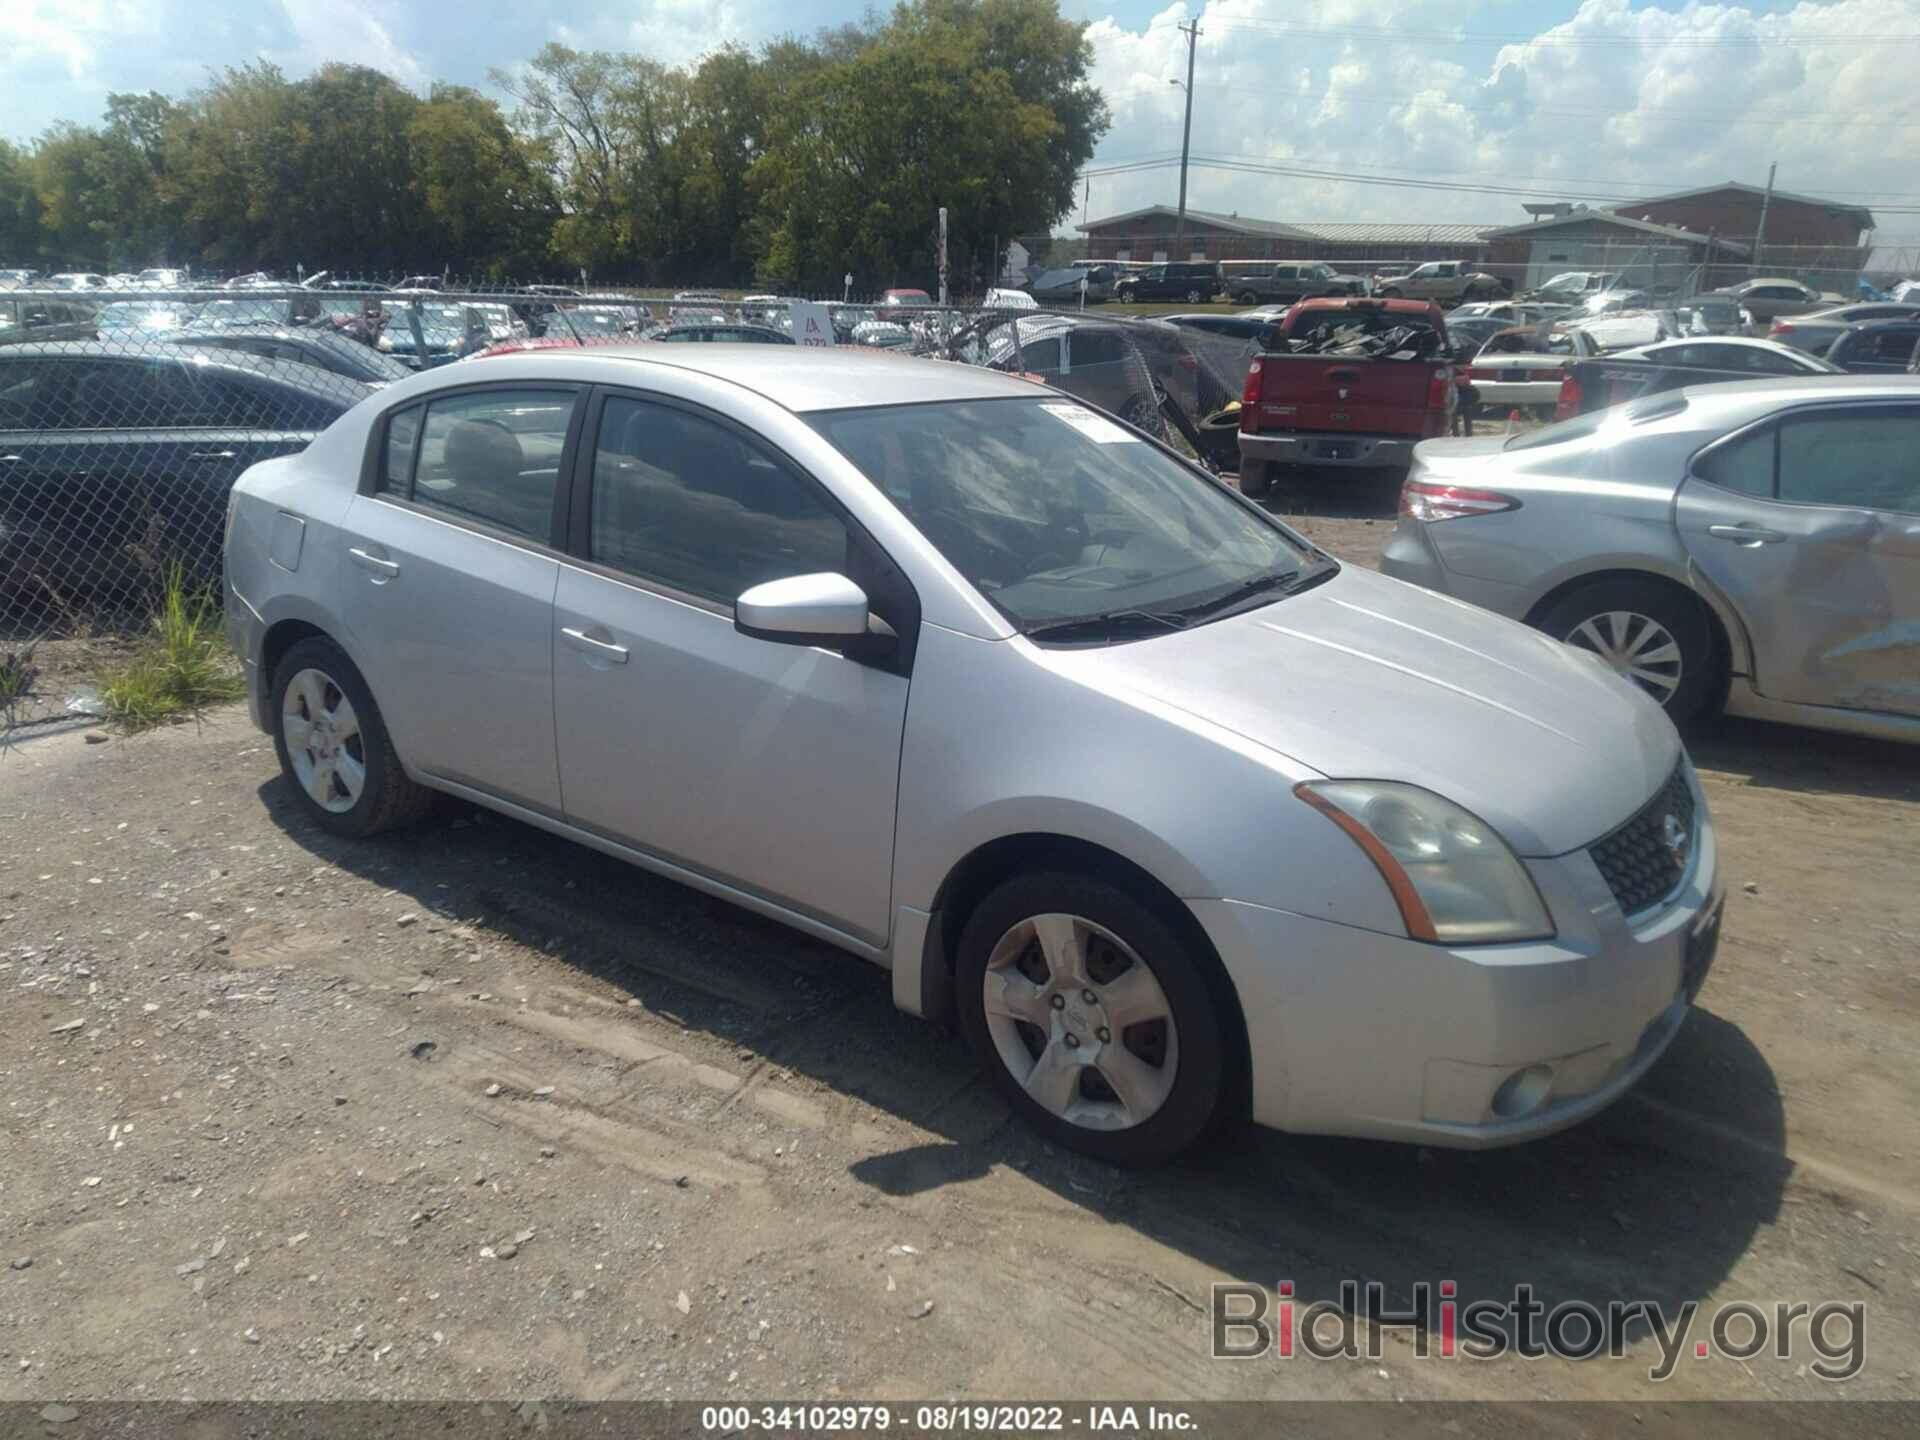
[1378,519,1539,622]
[1470,379,1562,408]
[1239,431,1418,470]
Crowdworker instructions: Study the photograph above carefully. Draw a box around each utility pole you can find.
[937,206,949,306]
[1751,161,1777,276]
[1173,19,1200,259]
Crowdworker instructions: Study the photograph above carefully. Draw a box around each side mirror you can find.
[735,572,874,647]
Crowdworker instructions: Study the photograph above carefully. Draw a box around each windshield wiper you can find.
[1023,608,1191,644]
[1176,568,1303,620]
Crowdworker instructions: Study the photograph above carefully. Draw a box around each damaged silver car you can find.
[1382,376,1920,743]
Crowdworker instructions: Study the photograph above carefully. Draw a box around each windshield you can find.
[563,309,625,334]
[99,302,184,330]
[192,298,283,326]
[810,396,1327,635]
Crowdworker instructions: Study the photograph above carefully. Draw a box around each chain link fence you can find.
[0,284,1255,669]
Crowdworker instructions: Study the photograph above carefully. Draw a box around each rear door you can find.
[1677,402,1920,717]
[334,385,581,810]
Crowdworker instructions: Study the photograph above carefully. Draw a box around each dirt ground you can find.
[2,485,1917,1414]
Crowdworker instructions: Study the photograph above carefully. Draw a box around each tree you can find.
[410,86,556,279]
[749,0,1108,291]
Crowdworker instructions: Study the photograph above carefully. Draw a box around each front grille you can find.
[1588,765,1697,916]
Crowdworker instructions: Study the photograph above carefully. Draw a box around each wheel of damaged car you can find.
[1537,579,1719,727]
[956,873,1226,1166]
[271,637,434,838]
[1237,461,1274,499]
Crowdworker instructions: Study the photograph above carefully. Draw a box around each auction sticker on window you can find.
[1038,402,1138,443]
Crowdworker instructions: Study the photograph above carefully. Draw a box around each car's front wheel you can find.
[271,637,434,837]
[956,873,1226,1166]
[1537,579,1718,726]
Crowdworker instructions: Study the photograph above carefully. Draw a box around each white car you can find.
[224,345,1722,1164]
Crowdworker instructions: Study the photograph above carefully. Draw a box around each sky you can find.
[7,0,1919,246]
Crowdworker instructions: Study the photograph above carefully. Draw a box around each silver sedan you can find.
[225,346,1722,1164]
[1383,375,1920,743]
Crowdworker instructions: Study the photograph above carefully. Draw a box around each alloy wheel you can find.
[981,913,1179,1132]
[1565,610,1683,704]
[282,667,366,813]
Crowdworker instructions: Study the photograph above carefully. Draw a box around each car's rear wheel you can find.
[1379,287,1402,299]
[1537,579,1718,726]
[1235,291,1257,305]
[1185,288,1205,304]
[956,873,1226,1166]
[1237,460,1273,499]
[271,637,434,838]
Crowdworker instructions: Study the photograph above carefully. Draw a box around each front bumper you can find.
[1239,431,1417,470]
[1191,768,1722,1147]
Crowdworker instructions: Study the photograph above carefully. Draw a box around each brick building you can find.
[1076,182,1874,293]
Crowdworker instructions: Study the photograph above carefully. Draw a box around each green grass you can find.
[0,646,36,711]
[100,568,245,731]
[1091,300,1245,318]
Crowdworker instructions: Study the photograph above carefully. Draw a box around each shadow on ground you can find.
[262,773,1785,1349]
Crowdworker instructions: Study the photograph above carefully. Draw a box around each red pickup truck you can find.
[1237,298,1460,497]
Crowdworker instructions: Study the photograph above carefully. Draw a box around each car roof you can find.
[0,339,373,394]
[387,343,1044,413]
[1844,317,1920,331]
[1640,336,1807,357]
[1674,373,1920,414]
[1294,297,1443,318]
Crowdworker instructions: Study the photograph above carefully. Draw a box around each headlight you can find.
[1296,781,1555,944]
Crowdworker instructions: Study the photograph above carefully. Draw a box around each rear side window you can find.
[410,389,573,541]
[381,404,422,496]
[1696,426,1775,497]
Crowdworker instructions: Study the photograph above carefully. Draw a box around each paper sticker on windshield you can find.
[1039,402,1139,444]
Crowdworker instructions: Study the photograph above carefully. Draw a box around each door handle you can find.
[1707,524,1787,546]
[348,546,400,578]
[0,454,20,463]
[188,450,239,461]
[561,626,629,664]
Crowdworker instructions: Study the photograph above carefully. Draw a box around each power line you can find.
[1080,154,1920,214]
[1084,151,1920,202]
[1136,15,1920,48]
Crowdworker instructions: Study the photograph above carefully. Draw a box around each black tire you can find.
[1185,288,1204,304]
[1535,578,1720,727]
[956,872,1227,1166]
[1235,291,1257,306]
[1237,460,1274,499]
[1379,287,1402,299]
[270,636,435,838]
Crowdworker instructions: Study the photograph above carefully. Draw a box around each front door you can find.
[551,391,909,944]
[1678,402,1920,717]
[333,385,580,811]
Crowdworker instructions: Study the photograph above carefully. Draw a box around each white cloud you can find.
[274,0,426,88]
[1079,0,1920,237]
[0,1,153,86]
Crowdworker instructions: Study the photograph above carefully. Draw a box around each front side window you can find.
[590,396,849,603]
[410,389,573,540]
[64,357,207,428]
[809,396,1324,634]
[1778,410,1920,513]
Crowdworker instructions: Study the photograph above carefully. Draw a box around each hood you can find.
[1046,566,1679,856]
